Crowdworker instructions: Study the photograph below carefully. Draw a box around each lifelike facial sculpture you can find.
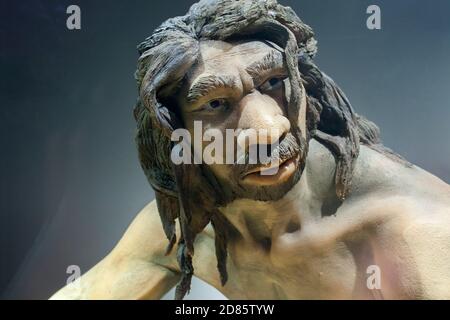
[133,0,410,299]
[176,40,304,201]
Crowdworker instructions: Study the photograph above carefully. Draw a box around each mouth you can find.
[240,154,300,186]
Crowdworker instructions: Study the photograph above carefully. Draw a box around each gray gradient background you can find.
[0,0,449,299]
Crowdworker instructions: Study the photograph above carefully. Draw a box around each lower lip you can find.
[241,155,299,186]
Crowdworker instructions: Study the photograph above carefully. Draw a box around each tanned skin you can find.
[51,40,450,300]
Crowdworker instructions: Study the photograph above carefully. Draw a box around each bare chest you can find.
[219,238,360,299]
[196,218,418,300]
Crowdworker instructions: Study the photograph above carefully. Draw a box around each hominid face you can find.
[173,39,308,201]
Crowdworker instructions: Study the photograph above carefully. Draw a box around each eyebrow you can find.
[244,50,285,80]
[186,74,239,104]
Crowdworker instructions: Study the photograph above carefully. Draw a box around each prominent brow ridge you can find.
[186,50,283,104]
[186,74,238,104]
[244,50,284,79]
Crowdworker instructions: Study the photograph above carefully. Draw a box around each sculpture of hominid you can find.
[51,0,450,300]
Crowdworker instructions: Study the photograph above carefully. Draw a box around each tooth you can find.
[260,166,279,176]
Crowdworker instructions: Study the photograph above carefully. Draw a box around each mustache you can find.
[234,132,301,178]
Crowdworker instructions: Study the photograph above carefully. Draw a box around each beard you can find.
[204,131,308,203]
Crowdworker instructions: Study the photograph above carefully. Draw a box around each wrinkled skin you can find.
[51,40,450,300]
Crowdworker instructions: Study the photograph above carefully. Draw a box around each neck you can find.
[219,139,341,249]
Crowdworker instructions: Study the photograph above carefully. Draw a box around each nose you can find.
[237,90,291,146]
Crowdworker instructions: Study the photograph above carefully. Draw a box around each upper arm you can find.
[111,200,180,270]
[50,200,181,300]
[402,206,450,299]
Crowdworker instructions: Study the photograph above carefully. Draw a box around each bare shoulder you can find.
[50,200,218,299]
[359,184,450,298]
[400,204,450,298]
[118,200,220,281]
[50,200,180,299]
[110,200,177,267]
[342,185,450,298]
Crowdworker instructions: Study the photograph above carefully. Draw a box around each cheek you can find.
[185,120,233,166]
[280,81,307,138]
[266,83,289,117]
[298,88,307,138]
[283,79,291,107]
[272,91,287,112]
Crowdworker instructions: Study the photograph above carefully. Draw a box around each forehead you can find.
[190,39,277,79]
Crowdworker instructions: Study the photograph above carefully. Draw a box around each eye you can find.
[201,98,228,112]
[259,76,285,92]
